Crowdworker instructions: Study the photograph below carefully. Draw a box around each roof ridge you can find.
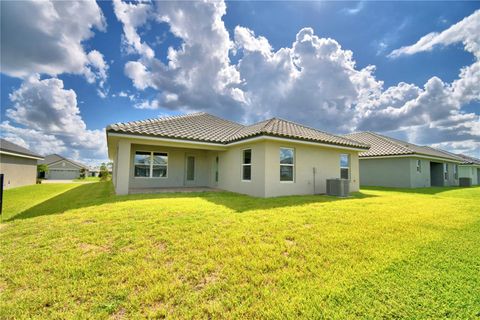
[363,131,414,154]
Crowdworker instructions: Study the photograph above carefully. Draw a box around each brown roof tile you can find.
[107,113,369,149]
[344,132,463,162]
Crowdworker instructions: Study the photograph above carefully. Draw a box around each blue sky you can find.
[1,1,479,164]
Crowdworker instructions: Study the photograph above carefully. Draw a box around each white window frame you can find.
[280,147,295,183]
[241,149,252,182]
[134,150,168,179]
[444,163,448,180]
[454,164,458,179]
[340,154,351,180]
[416,159,422,173]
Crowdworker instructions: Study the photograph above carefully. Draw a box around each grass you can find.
[73,176,102,182]
[1,183,479,319]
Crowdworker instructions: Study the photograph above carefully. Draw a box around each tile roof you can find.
[107,113,244,143]
[107,112,369,149]
[39,154,88,169]
[457,154,480,165]
[422,148,480,165]
[344,132,463,162]
[0,138,43,159]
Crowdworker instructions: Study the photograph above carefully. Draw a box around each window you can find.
[444,163,449,180]
[280,147,294,182]
[340,154,350,179]
[454,164,458,179]
[215,156,219,182]
[416,160,422,173]
[134,151,167,178]
[242,149,251,181]
[186,156,195,181]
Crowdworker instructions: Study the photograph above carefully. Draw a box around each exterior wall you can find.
[0,154,37,189]
[45,160,81,179]
[360,157,460,188]
[263,141,360,197]
[409,158,431,188]
[359,158,412,188]
[128,144,211,189]
[444,162,459,187]
[110,137,362,197]
[216,141,266,197]
[459,165,479,185]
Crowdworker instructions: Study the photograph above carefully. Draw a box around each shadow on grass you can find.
[7,182,376,221]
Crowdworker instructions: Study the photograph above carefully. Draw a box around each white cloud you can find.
[134,99,160,110]
[113,1,479,156]
[2,76,107,163]
[113,0,245,119]
[0,121,67,156]
[341,2,365,16]
[389,9,480,58]
[0,0,108,94]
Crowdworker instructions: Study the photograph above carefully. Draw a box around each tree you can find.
[37,164,48,179]
[99,163,110,181]
[79,168,86,179]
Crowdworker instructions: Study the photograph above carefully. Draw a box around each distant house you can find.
[457,154,480,185]
[432,152,480,185]
[0,138,43,189]
[39,154,88,180]
[106,112,369,197]
[344,132,462,188]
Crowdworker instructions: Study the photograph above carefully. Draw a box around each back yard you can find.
[1,182,479,319]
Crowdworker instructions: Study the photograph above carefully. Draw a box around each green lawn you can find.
[1,183,479,319]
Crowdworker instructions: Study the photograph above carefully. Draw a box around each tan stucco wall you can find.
[0,154,37,189]
[263,141,360,197]
[110,137,362,197]
[216,141,266,197]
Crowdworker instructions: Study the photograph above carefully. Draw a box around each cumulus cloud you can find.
[2,76,107,162]
[0,121,67,156]
[113,0,245,119]
[0,0,108,93]
[113,1,479,156]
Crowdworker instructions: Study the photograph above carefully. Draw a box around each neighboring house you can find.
[0,138,43,189]
[344,132,462,188]
[88,166,100,177]
[428,151,480,186]
[106,112,369,197]
[39,154,88,180]
[457,154,480,185]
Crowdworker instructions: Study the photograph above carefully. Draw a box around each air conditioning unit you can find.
[459,177,472,187]
[326,178,350,197]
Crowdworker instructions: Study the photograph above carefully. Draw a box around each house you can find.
[0,138,43,189]
[430,152,480,185]
[458,154,480,185]
[457,154,480,185]
[106,112,369,197]
[38,154,89,180]
[344,132,463,188]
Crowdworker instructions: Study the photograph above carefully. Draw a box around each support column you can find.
[115,139,131,195]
